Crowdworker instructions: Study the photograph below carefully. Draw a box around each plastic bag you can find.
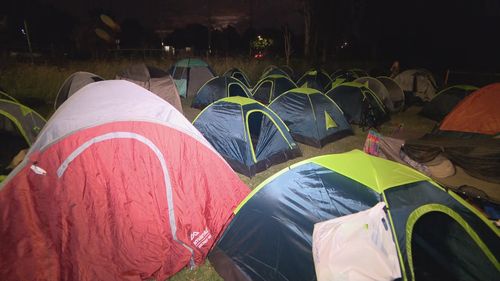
[312,202,402,281]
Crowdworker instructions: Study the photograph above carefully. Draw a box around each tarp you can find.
[0,80,249,281]
[404,134,500,183]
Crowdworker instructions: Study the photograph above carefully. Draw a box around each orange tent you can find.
[440,83,500,135]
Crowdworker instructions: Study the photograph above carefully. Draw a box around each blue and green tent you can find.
[168,58,215,98]
[209,150,499,281]
[260,65,291,80]
[326,81,389,128]
[1,99,46,180]
[269,88,352,147]
[297,69,332,92]
[252,74,297,104]
[193,97,301,177]
[223,67,252,88]
[191,76,252,109]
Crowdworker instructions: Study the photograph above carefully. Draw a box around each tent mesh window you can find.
[253,81,272,103]
[234,73,245,83]
[247,111,264,154]
[229,84,248,98]
[0,116,27,174]
[412,212,495,281]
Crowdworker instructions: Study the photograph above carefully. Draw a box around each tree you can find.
[283,24,293,65]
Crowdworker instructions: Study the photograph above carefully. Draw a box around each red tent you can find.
[0,81,249,281]
[440,83,500,135]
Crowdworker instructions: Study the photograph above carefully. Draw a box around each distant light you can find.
[164,46,170,52]
[20,28,25,35]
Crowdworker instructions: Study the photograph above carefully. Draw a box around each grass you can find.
[171,95,436,281]
[0,59,437,281]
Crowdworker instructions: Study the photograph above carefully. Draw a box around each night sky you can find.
[37,0,302,31]
[2,0,500,70]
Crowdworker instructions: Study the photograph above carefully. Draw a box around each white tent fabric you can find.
[312,202,401,281]
[394,69,437,101]
[32,80,209,152]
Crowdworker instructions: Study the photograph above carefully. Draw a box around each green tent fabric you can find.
[172,58,210,67]
[1,99,46,178]
[0,90,18,102]
[168,58,216,98]
[210,150,499,281]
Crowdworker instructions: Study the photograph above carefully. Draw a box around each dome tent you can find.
[168,58,216,98]
[223,67,252,87]
[116,63,183,113]
[0,99,46,178]
[209,150,499,281]
[193,97,301,177]
[354,76,394,111]
[326,82,389,128]
[0,80,249,281]
[439,83,500,136]
[377,76,405,112]
[269,88,352,147]
[260,65,291,80]
[191,76,252,109]
[0,89,18,102]
[331,69,359,81]
[394,69,438,103]
[53,71,103,110]
[251,74,297,104]
[420,84,478,121]
[296,69,332,92]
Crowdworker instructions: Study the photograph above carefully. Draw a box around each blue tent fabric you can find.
[191,76,251,109]
[385,181,499,281]
[326,82,389,128]
[223,68,252,87]
[269,89,352,147]
[296,69,332,92]
[209,161,381,281]
[209,151,499,281]
[252,75,297,104]
[193,97,301,177]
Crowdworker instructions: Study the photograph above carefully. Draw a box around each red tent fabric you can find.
[0,81,249,281]
[440,83,500,135]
